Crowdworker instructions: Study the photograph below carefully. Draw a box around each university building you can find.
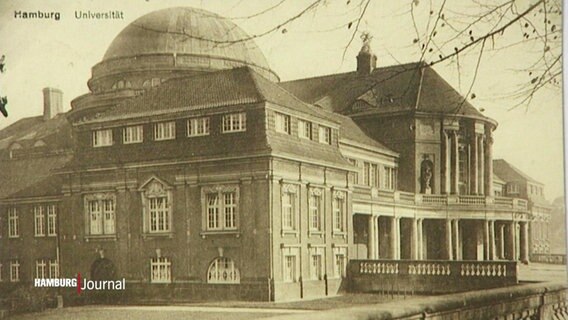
[0,7,551,301]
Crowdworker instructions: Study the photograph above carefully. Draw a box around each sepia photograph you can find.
[0,0,566,319]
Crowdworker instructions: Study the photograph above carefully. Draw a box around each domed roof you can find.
[103,7,274,74]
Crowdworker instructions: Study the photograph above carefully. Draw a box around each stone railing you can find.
[531,253,567,265]
[270,281,568,320]
[350,259,518,294]
[354,187,529,212]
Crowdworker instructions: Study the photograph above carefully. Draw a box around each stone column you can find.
[507,221,517,260]
[411,218,419,260]
[390,217,398,259]
[520,221,529,263]
[484,130,493,196]
[452,219,461,260]
[442,131,451,194]
[489,220,496,260]
[451,131,460,194]
[446,219,454,260]
[478,135,485,195]
[374,216,380,259]
[484,220,491,260]
[471,134,478,194]
[499,224,505,259]
[395,218,401,259]
[368,215,374,259]
[417,219,424,260]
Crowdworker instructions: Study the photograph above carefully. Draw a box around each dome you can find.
[102,7,275,77]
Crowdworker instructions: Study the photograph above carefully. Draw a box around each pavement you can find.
[517,262,567,282]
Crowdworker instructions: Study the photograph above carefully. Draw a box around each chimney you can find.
[42,87,63,120]
[357,32,377,75]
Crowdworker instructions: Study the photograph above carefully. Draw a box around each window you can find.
[333,191,346,233]
[281,184,298,231]
[298,119,312,140]
[47,205,57,236]
[333,247,347,278]
[347,158,359,184]
[123,125,143,144]
[151,78,161,87]
[207,257,240,284]
[10,260,19,282]
[363,162,370,186]
[507,183,519,194]
[150,257,171,283]
[34,206,45,236]
[275,112,291,134]
[92,129,113,147]
[141,178,173,235]
[371,164,379,187]
[382,167,397,190]
[308,188,323,232]
[282,247,299,283]
[203,185,239,231]
[149,197,170,233]
[36,259,47,279]
[309,246,324,280]
[222,112,246,133]
[49,260,59,278]
[318,125,332,144]
[154,121,176,141]
[8,208,18,238]
[187,117,210,137]
[85,194,116,236]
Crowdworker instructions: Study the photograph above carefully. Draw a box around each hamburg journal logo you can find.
[34,273,126,294]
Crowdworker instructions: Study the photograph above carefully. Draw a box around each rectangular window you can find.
[88,199,116,235]
[153,121,176,141]
[92,129,113,147]
[224,192,236,229]
[310,254,322,280]
[36,259,47,279]
[347,158,359,184]
[308,192,322,231]
[207,194,220,230]
[298,119,312,140]
[283,255,296,282]
[8,208,18,238]
[333,194,345,232]
[123,125,143,144]
[34,206,45,236]
[187,117,210,137]
[371,164,379,187]
[150,257,171,283]
[149,197,169,233]
[49,260,59,279]
[282,192,295,230]
[205,187,239,231]
[10,260,19,282]
[223,112,246,133]
[275,112,291,134]
[318,125,331,144]
[333,247,347,278]
[363,162,370,186]
[47,205,57,236]
[382,167,397,190]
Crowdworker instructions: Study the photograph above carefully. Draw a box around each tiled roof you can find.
[334,114,396,155]
[280,62,488,119]
[89,67,338,124]
[0,114,72,151]
[493,159,541,184]
[0,154,72,200]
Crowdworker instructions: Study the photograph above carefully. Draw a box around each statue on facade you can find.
[420,159,433,194]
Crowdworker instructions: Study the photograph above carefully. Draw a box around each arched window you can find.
[207,257,240,284]
[142,80,151,88]
[33,140,47,148]
[9,143,22,159]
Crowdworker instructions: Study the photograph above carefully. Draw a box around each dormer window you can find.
[298,120,312,140]
[222,112,246,133]
[123,125,143,144]
[318,125,332,145]
[275,112,291,134]
[153,121,176,141]
[187,117,210,137]
[507,183,519,195]
[92,129,113,147]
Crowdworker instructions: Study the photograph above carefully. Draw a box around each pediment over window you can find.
[138,176,172,197]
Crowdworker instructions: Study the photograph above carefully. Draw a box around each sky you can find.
[0,0,564,200]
